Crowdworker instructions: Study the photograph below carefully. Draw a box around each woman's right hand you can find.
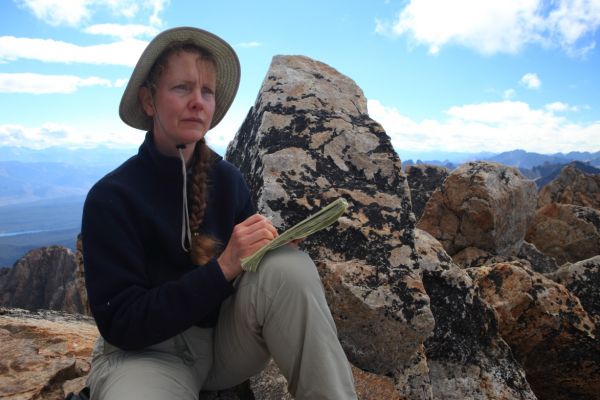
[217,214,278,281]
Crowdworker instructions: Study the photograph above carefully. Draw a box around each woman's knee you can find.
[258,245,322,294]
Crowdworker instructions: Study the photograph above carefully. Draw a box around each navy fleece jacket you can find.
[81,132,255,350]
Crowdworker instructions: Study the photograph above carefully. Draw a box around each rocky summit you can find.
[4,54,600,400]
[226,55,538,399]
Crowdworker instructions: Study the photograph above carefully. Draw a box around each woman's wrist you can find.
[217,254,240,281]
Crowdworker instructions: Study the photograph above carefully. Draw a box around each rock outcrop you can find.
[0,246,89,315]
[469,262,600,400]
[548,255,600,327]
[526,203,600,265]
[538,164,600,210]
[227,54,434,382]
[417,161,537,258]
[405,164,449,222]
[447,241,560,274]
[0,307,98,400]
[414,229,536,400]
[227,55,537,399]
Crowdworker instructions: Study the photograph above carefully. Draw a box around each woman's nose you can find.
[189,90,205,110]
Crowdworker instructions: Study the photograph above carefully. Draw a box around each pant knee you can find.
[258,246,322,293]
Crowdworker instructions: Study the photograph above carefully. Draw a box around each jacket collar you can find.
[138,131,223,177]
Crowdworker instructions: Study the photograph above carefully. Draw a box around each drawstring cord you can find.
[177,146,192,252]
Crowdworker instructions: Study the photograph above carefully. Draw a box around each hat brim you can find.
[119,27,240,131]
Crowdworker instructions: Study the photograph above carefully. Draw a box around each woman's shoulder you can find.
[86,154,144,201]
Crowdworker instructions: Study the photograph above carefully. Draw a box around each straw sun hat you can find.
[119,26,240,131]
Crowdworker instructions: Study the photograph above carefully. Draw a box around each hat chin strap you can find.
[152,96,192,253]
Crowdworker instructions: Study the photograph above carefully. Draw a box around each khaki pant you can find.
[87,246,357,399]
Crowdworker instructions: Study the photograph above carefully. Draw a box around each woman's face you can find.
[140,51,217,159]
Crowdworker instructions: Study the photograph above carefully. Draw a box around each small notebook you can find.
[241,198,349,272]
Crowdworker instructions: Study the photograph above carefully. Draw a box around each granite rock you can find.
[417,161,537,257]
[548,255,600,327]
[0,307,97,400]
[226,55,435,383]
[526,203,600,265]
[469,261,600,400]
[415,229,537,400]
[0,246,89,315]
[538,164,600,210]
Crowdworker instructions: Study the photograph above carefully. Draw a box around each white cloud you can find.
[205,107,247,150]
[114,78,128,88]
[0,122,143,149]
[503,88,517,99]
[0,35,147,66]
[15,0,168,27]
[147,0,168,26]
[545,101,578,112]
[237,41,263,48]
[83,23,158,39]
[0,73,113,94]
[16,0,91,26]
[368,98,600,154]
[0,107,243,150]
[520,72,541,89]
[377,0,600,56]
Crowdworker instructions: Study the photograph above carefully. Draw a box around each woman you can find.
[81,26,357,399]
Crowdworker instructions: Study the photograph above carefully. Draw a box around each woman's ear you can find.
[138,86,155,117]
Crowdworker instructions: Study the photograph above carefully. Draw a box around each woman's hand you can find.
[217,214,278,281]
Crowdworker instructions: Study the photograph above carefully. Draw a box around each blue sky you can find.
[1,0,599,158]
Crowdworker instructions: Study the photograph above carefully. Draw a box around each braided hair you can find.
[189,138,220,265]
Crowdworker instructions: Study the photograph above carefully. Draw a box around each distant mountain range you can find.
[0,146,136,206]
[0,145,137,165]
[402,149,600,188]
[401,149,600,170]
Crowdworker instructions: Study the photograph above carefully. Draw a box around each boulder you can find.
[0,246,89,315]
[469,261,600,400]
[516,241,559,274]
[0,307,97,400]
[417,161,537,257]
[526,203,600,265]
[226,54,435,388]
[415,229,537,400]
[450,241,559,273]
[405,164,449,222]
[244,360,405,400]
[538,164,600,210]
[548,255,600,327]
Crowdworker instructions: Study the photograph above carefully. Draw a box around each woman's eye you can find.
[173,84,190,92]
[202,87,215,96]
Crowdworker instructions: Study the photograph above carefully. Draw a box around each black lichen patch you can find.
[423,269,499,364]
[499,169,511,185]
[486,268,506,295]
[565,262,600,322]
[574,206,600,231]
